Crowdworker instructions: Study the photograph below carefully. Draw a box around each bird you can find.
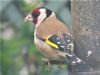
[24,7,82,70]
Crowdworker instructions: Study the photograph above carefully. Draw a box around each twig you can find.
[42,59,69,65]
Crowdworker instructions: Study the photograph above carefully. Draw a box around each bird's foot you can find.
[57,64,63,69]
[42,58,51,71]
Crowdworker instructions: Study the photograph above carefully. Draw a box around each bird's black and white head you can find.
[24,7,55,26]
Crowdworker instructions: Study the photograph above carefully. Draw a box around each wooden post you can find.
[70,0,100,75]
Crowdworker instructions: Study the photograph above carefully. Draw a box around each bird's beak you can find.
[24,14,33,22]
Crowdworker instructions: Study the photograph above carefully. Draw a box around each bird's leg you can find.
[42,58,51,71]
[47,60,51,71]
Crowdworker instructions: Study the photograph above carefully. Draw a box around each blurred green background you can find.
[0,0,71,75]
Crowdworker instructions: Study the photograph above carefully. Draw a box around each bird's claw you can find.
[57,64,63,69]
[42,58,51,71]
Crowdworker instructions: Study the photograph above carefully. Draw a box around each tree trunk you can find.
[70,0,100,75]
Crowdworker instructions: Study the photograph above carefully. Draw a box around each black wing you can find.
[37,33,73,53]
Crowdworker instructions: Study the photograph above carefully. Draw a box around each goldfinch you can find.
[24,7,82,67]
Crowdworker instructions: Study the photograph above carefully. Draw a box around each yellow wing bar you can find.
[45,39,59,49]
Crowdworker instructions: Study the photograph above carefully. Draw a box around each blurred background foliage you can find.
[0,0,71,75]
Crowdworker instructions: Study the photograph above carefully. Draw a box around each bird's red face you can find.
[24,7,53,26]
[31,7,40,25]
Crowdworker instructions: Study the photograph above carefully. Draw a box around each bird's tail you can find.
[65,53,82,65]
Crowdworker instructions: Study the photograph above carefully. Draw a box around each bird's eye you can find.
[33,12,40,18]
